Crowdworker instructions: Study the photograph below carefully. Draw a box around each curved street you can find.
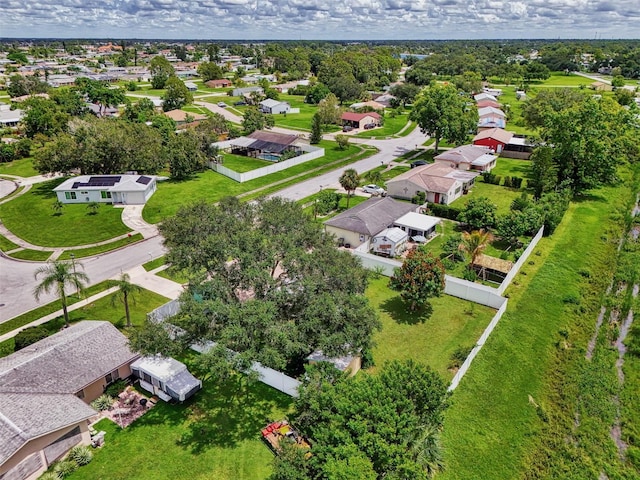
[0,124,427,323]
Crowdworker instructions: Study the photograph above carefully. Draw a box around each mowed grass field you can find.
[439,176,630,479]
[66,378,292,480]
[367,276,496,380]
[0,179,131,247]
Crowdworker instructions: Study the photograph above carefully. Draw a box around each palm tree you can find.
[364,169,383,186]
[111,273,142,328]
[459,229,494,266]
[339,168,360,209]
[33,260,89,328]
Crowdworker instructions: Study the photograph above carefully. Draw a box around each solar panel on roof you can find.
[136,176,152,185]
[87,176,121,186]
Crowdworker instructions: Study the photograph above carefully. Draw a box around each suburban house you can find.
[434,145,497,172]
[349,100,386,111]
[478,106,507,129]
[386,163,478,205]
[232,86,263,97]
[0,104,24,127]
[53,174,157,205]
[472,127,514,153]
[323,196,416,248]
[370,93,396,107]
[474,92,498,103]
[273,81,300,93]
[476,99,501,109]
[371,227,408,257]
[0,321,139,480]
[341,111,382,130]
[213,130,303,162]
[259,98,291,115]
[163,109,207,124]
[205,78,232,88]
[183,81,198,92]
[131,356,202,402]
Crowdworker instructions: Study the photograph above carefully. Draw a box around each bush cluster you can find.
[428,203,461,221]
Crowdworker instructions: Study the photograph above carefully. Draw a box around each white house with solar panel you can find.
[53,175,157,205]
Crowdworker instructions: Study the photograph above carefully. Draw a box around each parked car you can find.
[411,160,429,168]
[363,123,376,130]
[363,184,386,196]
[234,100,247,106]
[342,125,354,132]
[217,102,227,108]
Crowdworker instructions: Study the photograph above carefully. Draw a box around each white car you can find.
[363,184,386,196]
[217,102,227,108]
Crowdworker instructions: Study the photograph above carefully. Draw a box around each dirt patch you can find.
[104,386,155,428]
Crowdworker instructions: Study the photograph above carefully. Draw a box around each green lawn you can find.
[451,181,523,216]
[271,94,317,131]
[143,140,373,224]
[67,379,292,480]
[439,177,630,479]
[0,234,19,251]
[0,179,131,247]
[302,193,370,220]
[143,255,166,271]
[57,234,145,260]
[222,153,274,173]
[0,157,39,177]
[8,249,52,261]
[492,157,533,181]
[367,276,496,380]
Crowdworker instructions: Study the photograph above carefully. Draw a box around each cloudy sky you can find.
[1,0,638,40]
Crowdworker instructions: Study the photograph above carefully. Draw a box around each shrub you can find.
[512,177,524,189]
[14,325,50,351]
[503,176,512,188]
[428,203,461,221]
[104,379,127,398]
[412,191,426,204]
[53,460,77,477]
[449,345,473,369]
[68,445,93,466]
[463,268,477,282]
[315,190,340,215]
[90,394,113,411]
[482,171,496,184]
[39,473,61,480]
[493,175,502,185]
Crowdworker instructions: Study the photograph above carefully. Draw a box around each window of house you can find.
[101,191,112,199]
[80,191,88,195]
[65,192,77,200]
[455,187,461,194]
[142,372,152,384]
[105,372,113,384]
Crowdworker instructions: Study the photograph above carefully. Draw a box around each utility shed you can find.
[131,356,202,402]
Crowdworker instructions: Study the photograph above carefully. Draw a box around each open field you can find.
[439,172,633,479]
[0,157,39,177]
[66,378,292,480]
[367,276,496,380]
[143,140,374,224]
[451,181,524,216]
[0,179,131,247]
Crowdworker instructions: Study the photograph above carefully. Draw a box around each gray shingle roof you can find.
[324,197,415,236]
[0,321,138,467]
[0,321,138,394]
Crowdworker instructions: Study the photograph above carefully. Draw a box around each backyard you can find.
[367,276,496,380]
[66,378,292,480]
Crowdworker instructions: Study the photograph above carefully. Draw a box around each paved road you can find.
[269,126,427,201]
[0,237,166,322]
[572,71,612,85]
[0,126,426,323]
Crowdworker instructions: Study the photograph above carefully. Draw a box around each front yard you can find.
[66,378,292,480]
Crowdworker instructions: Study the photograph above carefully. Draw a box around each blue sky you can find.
[1,0,639,39]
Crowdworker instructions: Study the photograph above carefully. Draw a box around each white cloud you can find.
[0,0,638,38]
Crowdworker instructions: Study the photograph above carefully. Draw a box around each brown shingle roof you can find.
[473,128,513,144]
[324,197,415,236]
[341,112,381,122]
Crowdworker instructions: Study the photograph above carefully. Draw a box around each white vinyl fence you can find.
[209,142,324,183]
[496,225,544,295]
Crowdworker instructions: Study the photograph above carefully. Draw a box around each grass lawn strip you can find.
[367,276,496,380]
[142,255,166,271]
[439,178,628,479]
[0,178,131,247]
[7,249,53,261]
[66,378,292,480]
[0,233,19,251]
[0,157,39,177]
[57,234,145,260]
